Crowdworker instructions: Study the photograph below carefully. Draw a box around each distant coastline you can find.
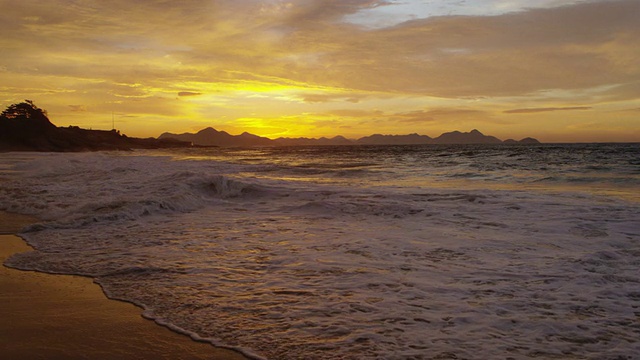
[159,127,541,147]
[0,101,192,152]
[1,100,545,152]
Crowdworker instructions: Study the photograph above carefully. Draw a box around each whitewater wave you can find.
[1,148,639,360]
[1,153,271,230]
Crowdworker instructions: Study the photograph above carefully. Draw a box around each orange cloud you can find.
[0,0,638,141]
[504,107,592,114]
[301,93,363,103]
[68,105,86,112]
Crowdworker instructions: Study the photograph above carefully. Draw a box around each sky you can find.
[0,0,638,142]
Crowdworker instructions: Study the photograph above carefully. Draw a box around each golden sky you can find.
[1,0,638,142]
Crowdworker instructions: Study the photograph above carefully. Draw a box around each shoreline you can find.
[0,211,248,360]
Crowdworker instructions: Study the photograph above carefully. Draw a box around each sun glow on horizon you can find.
[1,0,638,142]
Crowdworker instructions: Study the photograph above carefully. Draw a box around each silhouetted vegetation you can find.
[0,100,191,152]
[1,100,49,119]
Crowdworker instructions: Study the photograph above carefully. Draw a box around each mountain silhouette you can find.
[432,129,502,144]
[503,137,542,144]
[160,127,539,147]
[159,127,273,147]
[1,101,541,152]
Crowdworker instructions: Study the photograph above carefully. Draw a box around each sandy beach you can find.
[0,211,248,360]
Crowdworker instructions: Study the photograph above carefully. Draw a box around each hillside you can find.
[0,101,191,152]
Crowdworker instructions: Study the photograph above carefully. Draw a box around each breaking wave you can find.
[1,145,639,360]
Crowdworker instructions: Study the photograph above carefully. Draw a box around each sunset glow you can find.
[1,0,638,142]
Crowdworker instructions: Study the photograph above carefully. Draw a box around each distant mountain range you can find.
[0,101,540,152]
[159,128,540,147]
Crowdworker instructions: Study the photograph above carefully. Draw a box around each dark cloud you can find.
[178,92,202,97]
[390,109,489,124]
[3,0,638,99]
[68,105,86,112]
[617,107,640,113]
[505,106,592,114]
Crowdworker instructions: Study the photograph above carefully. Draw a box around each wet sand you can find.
[0,211,248,360]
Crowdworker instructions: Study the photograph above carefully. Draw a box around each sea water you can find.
[1,144,639,359]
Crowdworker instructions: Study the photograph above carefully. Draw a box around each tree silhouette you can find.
[0,100,198,151]
[1,100,48,120]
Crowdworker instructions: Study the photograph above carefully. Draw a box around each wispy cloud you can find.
[301,93,363,104]
[390,109,487,124]
[504,106,592,114]
[68,105,86,112]
[178,92,202,97]
[0,0,638,141]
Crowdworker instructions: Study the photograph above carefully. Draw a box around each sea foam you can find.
[1,147,639,359]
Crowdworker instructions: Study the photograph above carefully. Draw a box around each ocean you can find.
[1,143,639,359]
